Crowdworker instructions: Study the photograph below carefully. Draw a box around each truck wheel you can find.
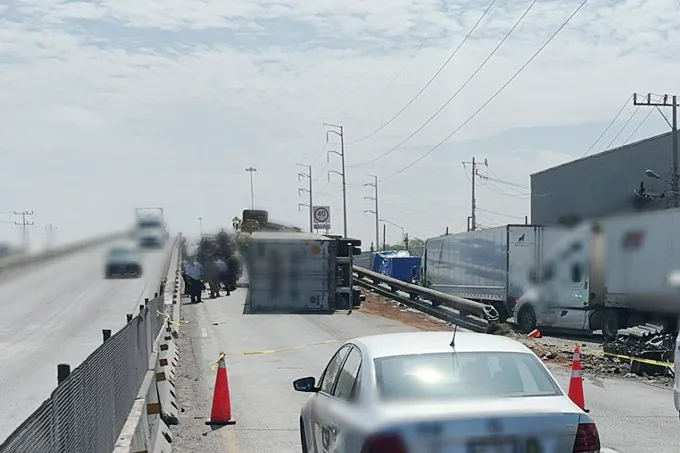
[517,305,536,334]
[602,311,620,341]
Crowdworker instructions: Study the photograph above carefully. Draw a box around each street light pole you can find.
[324,123,347,237]
[197,217,203,236]
[633,93,679,207]
[245,167,257,209]
[380,218,405,245]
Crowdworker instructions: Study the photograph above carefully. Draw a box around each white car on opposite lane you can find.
[293,330,600,453]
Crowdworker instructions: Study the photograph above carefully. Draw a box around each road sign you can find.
[313,206,330,230]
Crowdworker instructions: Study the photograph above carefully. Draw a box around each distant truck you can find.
[517,208,680,340]
[421,224,566,322]
[134,208,167,249]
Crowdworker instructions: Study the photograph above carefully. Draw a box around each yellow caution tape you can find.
[226,339,343,356]
[603,352,674,368]
[156,310,185,326]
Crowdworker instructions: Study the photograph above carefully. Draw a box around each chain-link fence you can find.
[0,236,179,453]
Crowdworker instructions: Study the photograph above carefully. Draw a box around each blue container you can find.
[371,250,400,272]
[379,256,422,282]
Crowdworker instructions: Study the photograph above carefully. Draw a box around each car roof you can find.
[351,331,534,360]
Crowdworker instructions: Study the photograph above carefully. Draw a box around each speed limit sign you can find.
[312,206,330,230]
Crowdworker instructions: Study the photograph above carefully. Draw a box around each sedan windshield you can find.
[109,249,136,260]
[375,351,561,402]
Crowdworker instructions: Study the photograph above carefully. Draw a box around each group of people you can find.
[181,254,237,303]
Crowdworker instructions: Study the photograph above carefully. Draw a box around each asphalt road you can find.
[171,287,678,453]
[0,240,172,442]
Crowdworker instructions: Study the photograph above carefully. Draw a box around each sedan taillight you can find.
[573,423,600,452]
[361,433,407,453]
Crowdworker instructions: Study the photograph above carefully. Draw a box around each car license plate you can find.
[467,438,519,453]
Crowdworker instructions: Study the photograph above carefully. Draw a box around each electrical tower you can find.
[297,164,313,232]
[462,158,488,231]
[14,211,34,251]
[45,223,57,249]
[633,93,679,207]
[324,123,348,237]
[364,174,379,252]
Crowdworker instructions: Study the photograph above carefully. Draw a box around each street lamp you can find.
[645,169,662,180]
[380,218,405,248]
[245,167,257,209]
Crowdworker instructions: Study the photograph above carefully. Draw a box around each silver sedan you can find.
[294,330,600,453]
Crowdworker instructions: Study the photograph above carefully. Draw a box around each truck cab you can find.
[135,214,166,249]
[514,223,597,335]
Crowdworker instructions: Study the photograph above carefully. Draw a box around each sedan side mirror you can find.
[293,376,318,393]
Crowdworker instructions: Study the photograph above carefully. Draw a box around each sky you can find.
[0,0,678,251]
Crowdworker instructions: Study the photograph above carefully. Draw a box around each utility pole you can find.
[297,164,313,232]
[462,158,487,231]
[633,93,679,207]
[197,216,204,236]
[245,167,257,209]
[364,174,379,253]
[13,211,34,251]
[324,123,348,237]
[45,223,57,249]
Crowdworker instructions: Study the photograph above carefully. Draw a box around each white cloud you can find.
[0,0,678,250]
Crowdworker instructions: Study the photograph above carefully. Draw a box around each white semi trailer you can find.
[421,224,566,322]
[515,207,680,340]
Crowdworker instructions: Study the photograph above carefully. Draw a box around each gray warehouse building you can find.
[531,131,675,225]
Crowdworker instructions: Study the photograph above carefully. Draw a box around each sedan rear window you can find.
[374,352,561,402]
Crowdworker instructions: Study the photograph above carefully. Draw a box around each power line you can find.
[580,95,632,158]
[344,1,456,122]
[623,108,655,145]
[603,105,640,150]
[346,0,497,146]
[379,0,591,183]
[348,0,538,168]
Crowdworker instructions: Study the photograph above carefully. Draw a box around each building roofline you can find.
[531,130,672,178]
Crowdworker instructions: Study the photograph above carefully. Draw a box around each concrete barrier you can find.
[0,231,129,275]
[114,234,183,453]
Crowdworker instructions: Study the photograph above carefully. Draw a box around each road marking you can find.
[201,327,208,338]
[226,338,342,356]
[601,448,622,453]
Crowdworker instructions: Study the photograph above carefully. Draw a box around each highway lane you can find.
[171,288,676,453]
[0,240,172,442]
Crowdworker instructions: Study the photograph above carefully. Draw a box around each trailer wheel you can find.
[602,310,620,341]
[517,305,536,334]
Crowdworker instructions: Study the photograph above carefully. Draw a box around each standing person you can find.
[181,258,191,296]
[204,256,221,299]
[226,254,239,291]
[184,257,204,303]
[215,256,230,296]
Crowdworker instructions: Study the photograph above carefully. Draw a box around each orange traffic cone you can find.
[567,345,588,412]
[527,329,542,338]
[206,352,236,425]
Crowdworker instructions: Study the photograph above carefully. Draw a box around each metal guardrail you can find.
[353,266,500,323]
[0,235,180,453]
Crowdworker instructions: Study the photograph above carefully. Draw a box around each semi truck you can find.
[516,207,680,340]
[421,224,566,322]
[134,208,167,249]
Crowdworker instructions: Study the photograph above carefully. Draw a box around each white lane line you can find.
[201,327,208,338]
[601,448,623,453]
